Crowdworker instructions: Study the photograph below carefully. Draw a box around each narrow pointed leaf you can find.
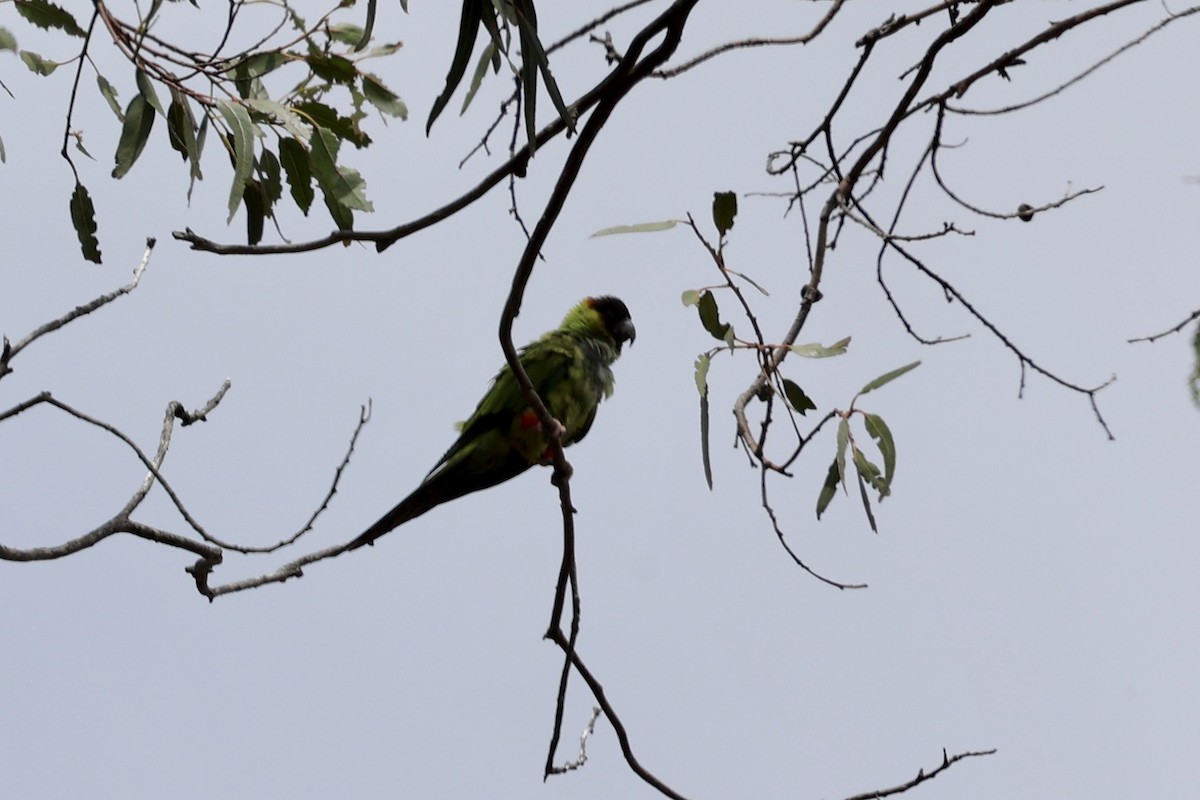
[216,99,258,222]
[460,40,496,114]
[853,445,888,500]
[782,379,816,416]
[111,93,155,178]
[69,182,101,263]
[354,0,376,51]
[835,416,850,491]
[590,220,680,237]
[135,69,165,117]
[855,468,878,533]
[695,353,712,490]
[816,459,839,519]
[96,74,122,119]
[279,136,314,214]
[243,180,265,244]
[427,0,483,134]
[859,360,921,396]
[864,413,896,489]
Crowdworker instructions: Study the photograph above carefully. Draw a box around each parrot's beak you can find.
[616,319,636,349]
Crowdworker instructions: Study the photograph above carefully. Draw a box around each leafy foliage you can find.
[4,0,408,260]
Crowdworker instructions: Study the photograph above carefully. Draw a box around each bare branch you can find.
[842,747,998,800]
[1,238,156,381]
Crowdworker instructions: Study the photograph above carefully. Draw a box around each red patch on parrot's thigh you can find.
[519,410,539,429]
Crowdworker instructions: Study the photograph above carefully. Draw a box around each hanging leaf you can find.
[816,459,839,519]
[712,191,737,236]
[96,74,123,120]
[362,73,408,119]
[68,182,101,263]
[19,50,56,75]
[216,99,258,222]
[864,413,896,490]
[14,0,86,37]
[427,0,483,134]
[135,69,165,117]
[697,291,732,343]
[460,40,496,114]
[782,379,816,416]
[279,136,314,214]
[854,466,878,533]
[695,354,712,490]
[111,93,155,178]
[354,0,376,51]
[310,126,373,213]
[853,445,888,501]
[835,416,850,492]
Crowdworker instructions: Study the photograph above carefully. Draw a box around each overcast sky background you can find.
[2,2,1197,798]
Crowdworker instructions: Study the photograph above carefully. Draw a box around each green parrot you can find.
[349,295,635,549]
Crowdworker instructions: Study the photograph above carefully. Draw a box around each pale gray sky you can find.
[2,2,1197,798]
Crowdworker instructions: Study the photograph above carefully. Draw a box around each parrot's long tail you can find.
[348,457,531,550]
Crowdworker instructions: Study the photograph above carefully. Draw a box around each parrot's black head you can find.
[588,295,636,352]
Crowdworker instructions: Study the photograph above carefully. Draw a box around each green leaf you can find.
[135,69,165,117]
[712,191,737,236]
[69,182,101,264]
[858,360,921,396]
[111,93,155,178]
[782,379,816,416]
[815,459,839,519]
[791,337,851,358]
[96,74,123,120]
[681,289,701,307]
[305,48,357,84]
[427,0,483,134]
[0,27,18,52]
[328,22,366,47]
[461,40,496,114]
[693,352,710,396]
[189,113,208,199]
[854,466,878,533]
[0,134,6,163]
[864,413,896,490]
[590,220,680,237]
[835,416,850,492]
[293,101,371,148]
[19,50,56,76]
[1190,323,1200,409]
[362,73,408,119]
[243,98,313,144]
[697,291,732,343]
[310,126,371,230]
[695,354,712,490]
[216,99,259,222]
[279,136,314,214]
[14,0,85,37]
[259,148,282,207]
[354,0,376,51]
[166,94,196,162]
[510,0,572,146]
[853,445,888,501]
[242,180,265,245]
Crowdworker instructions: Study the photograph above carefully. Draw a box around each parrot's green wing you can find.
[349,296,634,550]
